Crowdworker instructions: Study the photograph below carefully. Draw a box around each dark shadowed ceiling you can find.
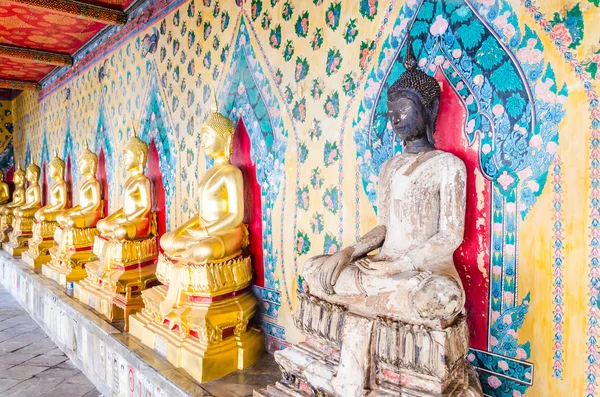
[0,0,135,97]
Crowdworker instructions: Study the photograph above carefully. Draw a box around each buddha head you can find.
[13,163,25,187]
[49,151,65,181]
[0,169,4,182]
[79,140,98,176]
[26,163,40,183]
[123,127,148,172]
[201,98,235,161]
[387,36,441,149]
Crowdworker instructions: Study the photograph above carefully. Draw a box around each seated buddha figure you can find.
[44,143,103,286]
[0,169,11,206]
[4,163,42,256]
[23,154,69,268]
[0,164,26,242]
[96,133,151,241]
[75,132,156,329]
[56,142,102,230]
[129,102,262,383]
[268,39,481,397]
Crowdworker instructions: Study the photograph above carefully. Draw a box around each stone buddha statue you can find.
[0,169,11,206]
[0,164,25,242]
[43,143,102,286]
[4,163,42,256]
[96,133,151,241]
[75,131,157,330]
[56,142,102,230]
[129,101,262,383]
[23,154,69,268]
[259,38,481,397]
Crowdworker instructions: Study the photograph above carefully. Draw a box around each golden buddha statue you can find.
[130,100,263,383]
[0,164,26,242]
[0,169,11,206]
[4,162,42,257]
[75,130,158,330]
[43,142,104,287]
[23,153,70,269]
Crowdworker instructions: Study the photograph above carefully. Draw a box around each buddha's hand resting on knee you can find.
[318,247,354,294]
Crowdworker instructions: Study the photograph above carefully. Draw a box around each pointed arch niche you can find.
[147,139,166,238]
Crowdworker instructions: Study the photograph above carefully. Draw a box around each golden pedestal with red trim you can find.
[22,220,58,269]
[42,226,100,287]
[74,234,158,330]
[3,216,34,257]
[129,252,263,383]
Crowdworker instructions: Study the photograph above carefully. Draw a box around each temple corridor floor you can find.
[0,285,100,396]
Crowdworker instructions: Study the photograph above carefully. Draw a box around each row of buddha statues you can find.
[1,39,482,396]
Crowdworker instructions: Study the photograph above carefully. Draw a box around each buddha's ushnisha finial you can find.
[131,121,138,138]
[403,34,418,70]
[84,139,89,150]
[54,149,58,157]
[211,90,219,113]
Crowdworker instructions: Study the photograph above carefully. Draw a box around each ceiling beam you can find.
[0,79,40,91]
[0,44,72,66]
[9,0,127,26]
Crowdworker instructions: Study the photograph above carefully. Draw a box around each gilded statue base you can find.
[256,293,482,397]
[3,217,34,257]
[41,226,99,287]
[22,220,58,270]
[74,235,158,330]
[129,252,264,382]
[0,213,13,243]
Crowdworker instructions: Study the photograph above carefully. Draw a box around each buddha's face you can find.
[201,126,226,158]
[79,159,91,175]
[26,168,38,183]
[13,173,21,186]
[388,95,426,142]
[123,149,140,171]
[49,164,62,180]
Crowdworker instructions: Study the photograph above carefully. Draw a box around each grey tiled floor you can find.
[0,285,101,397]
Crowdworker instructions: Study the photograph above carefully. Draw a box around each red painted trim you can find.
[433,69,490,350]
[160,285,252,303]
[112,258,156,271]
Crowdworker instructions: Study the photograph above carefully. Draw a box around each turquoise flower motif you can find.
[251,0,262,21]
[221,11,230,32]
[294,57,309,82]
[324,141,340,166]
[310,168,324,189]
[322,187,339,214]
[310,27,323,51]
[292,98,307,122]
[324,91,340,118]
[296,185,310,210]
[295,10,310,38]
[325,2,341,31]
[295,231,311,256]
[343,19,358,44]
[323,233,340,255]
[283,40,294,62]
[269,24,282,49]
[359,0,378,21]
[282,1,294,21]
[309,119,322,140]
[298,142,308,163]
[325,48,342,76]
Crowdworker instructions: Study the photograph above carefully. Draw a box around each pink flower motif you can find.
[516,348,527,360]
[492,265,502,276]
[497,170,515,191]
[498,360,509,371]
[467,353,475,362]
[504,291,514,303]
[550,24,572,46]
[546,141,558,154]
[429,15,448,35]
[513,391,523,397]
[503,315,512,325]
[507,329,517,338]
[529,134,542,148]
[328,246,337,255]
[492,104,505,117]
[488,376,502,389]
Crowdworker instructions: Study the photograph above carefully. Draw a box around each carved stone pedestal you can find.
[3,216,34,257]
[0,213,13,243]
[129,252,264,383]
[42,226,100,287]
[22,220,58,269]
[255,293,482,397]
[74,234,158,330]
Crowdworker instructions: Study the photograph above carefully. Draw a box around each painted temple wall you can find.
[0,99,13,174]
[7,0,600,395]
